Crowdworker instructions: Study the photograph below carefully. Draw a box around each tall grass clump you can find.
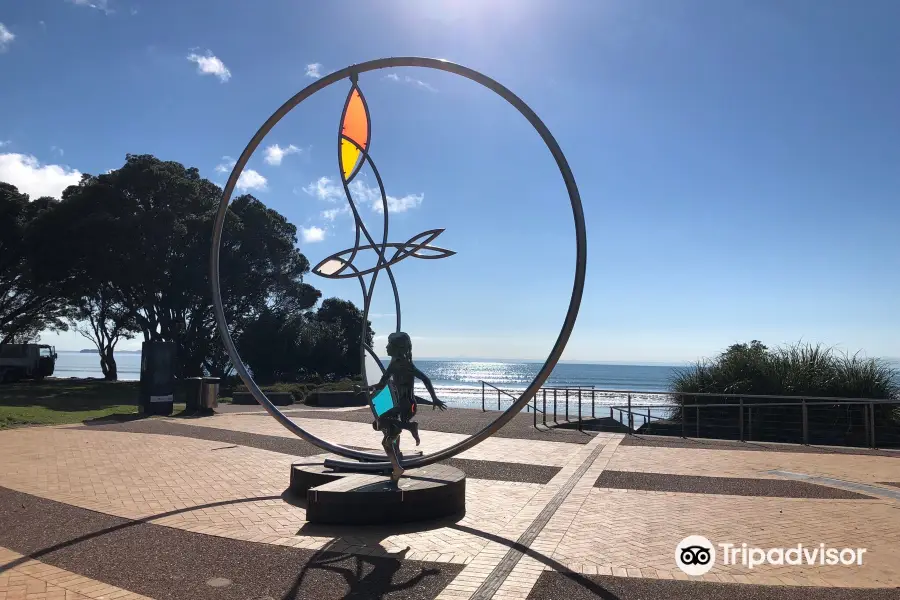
[668,341,899,445]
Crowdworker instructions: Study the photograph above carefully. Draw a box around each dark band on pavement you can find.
[593,471,876,499]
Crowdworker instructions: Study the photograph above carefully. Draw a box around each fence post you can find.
[627,393,633,433]
[681,396,686,438]
[497,389,501,411]
[591,388,595,419]
[801,399,808,445]
[696,406,700,438]
[646,407,651,427]
[863,404,870,448]
[481,381,485,412]
[553,389,558,424]
[870,402,876,449]
[565,389,569,422]
[609,406,613,419]
[543,390,547,426]
[578,389,582,431]
[748,406,753,441]
[739,396,744,442]
[533,395,537,428]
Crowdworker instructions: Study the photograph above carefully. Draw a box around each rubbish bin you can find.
[139,341,176,416]
[200,377,220,412]
[183,377,204,412]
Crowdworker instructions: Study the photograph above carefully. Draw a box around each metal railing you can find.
[478,383,900,449]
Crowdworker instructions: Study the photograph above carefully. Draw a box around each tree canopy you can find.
[3,154,370,381]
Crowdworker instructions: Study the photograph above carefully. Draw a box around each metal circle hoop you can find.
[211,57,587,469]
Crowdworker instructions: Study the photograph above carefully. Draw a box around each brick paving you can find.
[1,408,898,599]
[0,547,150,600]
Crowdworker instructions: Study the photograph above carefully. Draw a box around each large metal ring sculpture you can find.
[211,57,586,471]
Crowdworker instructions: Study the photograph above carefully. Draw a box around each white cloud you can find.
[0,23,15,52]
[349,179,424,214]
[300,225,326,243]
[214,156,236,174]
[263,143,300,166]
[236,169,267,191]
[374,191,423,213]
[214,157,266,191]
[0,140,10,147]
[305,63,322,78]
[68,0,113,14]
[385,72,437,92]
[302,176,343,202]
[187,50,231,82]
[302,175,424,214]
[0,153,82,199]
[321,206,349,221]
[51,145,64,156]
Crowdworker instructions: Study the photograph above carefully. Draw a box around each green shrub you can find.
[228,377,363,402]
[668,341,899,444]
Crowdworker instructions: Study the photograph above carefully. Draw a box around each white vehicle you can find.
[0,344,58,383]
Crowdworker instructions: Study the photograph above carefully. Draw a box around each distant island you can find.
[78,349,143,354]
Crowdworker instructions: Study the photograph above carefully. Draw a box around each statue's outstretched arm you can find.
[413,365,447,410]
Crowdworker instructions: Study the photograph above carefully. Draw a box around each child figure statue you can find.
[367,332,447,483]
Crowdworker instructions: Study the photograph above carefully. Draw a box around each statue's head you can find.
[386,332,412,359]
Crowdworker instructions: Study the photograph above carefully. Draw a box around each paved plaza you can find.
[1,406,898,599]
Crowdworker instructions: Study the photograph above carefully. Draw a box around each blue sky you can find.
[1,0,898,363]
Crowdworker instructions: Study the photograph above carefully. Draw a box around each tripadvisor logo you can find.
[676,536,867,575]
[676,535,715,576]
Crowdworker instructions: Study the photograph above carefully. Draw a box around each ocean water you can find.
[53,351,681,417]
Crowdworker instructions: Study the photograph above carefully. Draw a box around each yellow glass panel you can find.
[342,88,369,150]
[340,137,361,180]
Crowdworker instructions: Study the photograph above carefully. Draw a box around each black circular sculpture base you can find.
[290,463,465,525]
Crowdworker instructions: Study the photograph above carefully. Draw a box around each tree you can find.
[29,154,321,377]
[239,299,373,384]
[316,298,374,374]
[0,183,67,344]
[28,175,142,379]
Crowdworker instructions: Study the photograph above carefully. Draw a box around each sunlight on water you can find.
[53,353,680,412]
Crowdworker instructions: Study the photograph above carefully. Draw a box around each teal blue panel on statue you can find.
[372,386,394,417]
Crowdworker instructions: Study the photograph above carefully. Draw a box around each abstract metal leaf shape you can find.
[310,228,456,279]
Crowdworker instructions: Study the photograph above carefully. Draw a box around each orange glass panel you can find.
[341,88,369,150]
[340,137,361,180]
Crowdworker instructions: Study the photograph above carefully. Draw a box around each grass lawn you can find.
[0,379,185,429]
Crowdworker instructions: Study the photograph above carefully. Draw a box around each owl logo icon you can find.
[676,536,716,576]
